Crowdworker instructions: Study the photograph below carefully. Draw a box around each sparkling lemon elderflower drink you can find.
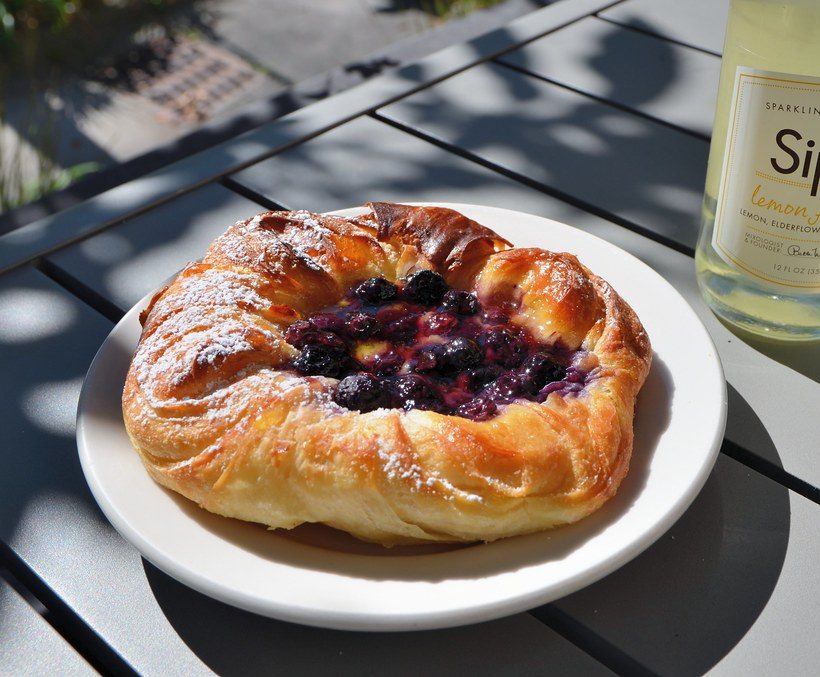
[695,0,820,340]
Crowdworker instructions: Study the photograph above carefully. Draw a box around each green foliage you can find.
[0,0,185,213]
[424,0,504,19]
[11,161,100,210]
[1,1,93,44]
[0,0,504,214]
[0,1,175,55]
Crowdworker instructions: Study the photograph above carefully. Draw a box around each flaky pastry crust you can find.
[122,203,651,545]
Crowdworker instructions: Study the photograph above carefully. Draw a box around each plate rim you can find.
[77,202,727,631]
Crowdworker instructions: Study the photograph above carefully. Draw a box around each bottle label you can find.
[713,66,820,291]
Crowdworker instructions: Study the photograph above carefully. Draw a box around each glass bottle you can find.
[695,0,820,340]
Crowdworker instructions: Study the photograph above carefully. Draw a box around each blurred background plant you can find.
[0,0,517,218]
[421,0,502,18]
[0,0,186,212]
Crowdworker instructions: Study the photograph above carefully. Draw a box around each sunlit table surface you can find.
[1,0,818,674]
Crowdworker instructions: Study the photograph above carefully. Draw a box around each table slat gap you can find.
[1,563,46,616]
[370,111,695,257]
[598,0,729,56]
[0,541,138,676]
[219,177,289,212]
[36,259,126,324]
[594,14,723,58]
[529,605,655,677]
[492,59,711,142]
[496,15,721,139]
[721,440,820,507]
[0,576,96,676]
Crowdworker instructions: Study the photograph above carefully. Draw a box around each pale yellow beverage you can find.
[695,0,820,340]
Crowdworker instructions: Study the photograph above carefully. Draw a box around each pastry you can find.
[122,203,651,545]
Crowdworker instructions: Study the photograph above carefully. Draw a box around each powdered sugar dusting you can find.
[375,440,484,503]
[289,210,335,237]
[195,331,254,368]
[171,267,271,312]
[278,215,341,270]
[377,446,425,491]
[133,316,268,395]
[427,475,484,503]
[129,210,372,422]
[133,265,289,408]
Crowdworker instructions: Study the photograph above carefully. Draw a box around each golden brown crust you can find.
[122,204,651,545]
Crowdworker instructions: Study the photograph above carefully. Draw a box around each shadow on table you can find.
[375,18,707,252]
[0,270,116,549]
[724,383,798,473]
[147,450,790,677]
[145,560,604,675]
[537,441,791,675]
[716,318,820,384]
[146,364,789,676]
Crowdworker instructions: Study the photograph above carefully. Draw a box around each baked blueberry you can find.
[383,314,419,343]
[466,364,504,391]
[301,330,347,352]
[334,374,388,412]
[412,345,444,373]
[537,380,567,402]
[481,307,509,325]
[372,350,404,376]
[441,290,480,315]
[284,320,314,347]
[519,353,565,394]
[310,313,344,333]
[293,343,347,377]
[424,311,459,335]
[345,312,379,339]
[565,366,584,383]
[390,374,443,411]
[456,397,497,421]
[444,337,482,370]
[479,327,526,367]
[482,372,526,403]
[374,306,404,325]
[402,270,448,305]
[352,277,398,304]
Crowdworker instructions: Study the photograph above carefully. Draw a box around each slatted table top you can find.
[2,0,818,674]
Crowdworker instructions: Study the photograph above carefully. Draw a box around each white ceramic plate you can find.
[77,203,726,631]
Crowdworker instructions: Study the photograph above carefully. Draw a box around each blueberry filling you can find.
[286,274,585,420]
[293,343,348,378]
[371,350,404,376]
[334,374,389,412]
[443,337,482,370]
[466,364,504,391]
[345,312,378,339]
[479,327,526,367]
[412,345,443,373]
[352,277,398,303]
[402,270,448,305]
[390,374,443,412]
[441,289,480,316]
[423,312,458,335]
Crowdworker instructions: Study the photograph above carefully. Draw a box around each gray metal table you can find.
[2,0,818,674]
